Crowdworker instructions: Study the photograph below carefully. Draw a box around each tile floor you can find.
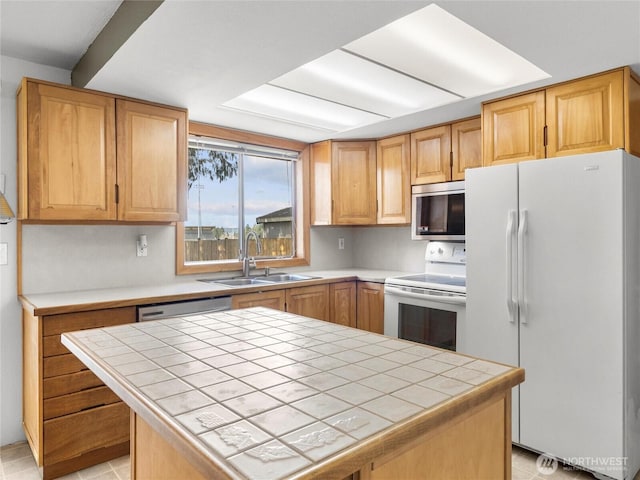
[0,441,600,480]
[0,442,129,480]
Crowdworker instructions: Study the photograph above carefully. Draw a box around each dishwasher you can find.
[137,296,232,322]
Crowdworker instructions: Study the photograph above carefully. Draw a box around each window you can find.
[177,123,309,274]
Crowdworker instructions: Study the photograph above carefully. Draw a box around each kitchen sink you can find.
[200,273,319,287]
[204,277,272,287]
[258,274,319,282]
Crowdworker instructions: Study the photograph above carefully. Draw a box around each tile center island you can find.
[61,307,524,480]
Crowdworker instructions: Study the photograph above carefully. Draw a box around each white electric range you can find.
[384,241,466,351]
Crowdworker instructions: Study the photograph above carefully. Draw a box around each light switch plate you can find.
[0,243,7,265]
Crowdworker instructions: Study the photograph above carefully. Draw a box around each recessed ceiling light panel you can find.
[346,4,549,98]
[223,84,386,132]
[223,3,549,136]
[271,49,460,117]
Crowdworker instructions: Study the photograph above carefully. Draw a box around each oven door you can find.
[384,284,466,352]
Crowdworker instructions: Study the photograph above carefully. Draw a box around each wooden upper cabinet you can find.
[546,70,624,157]
[482,91,546,167]
[451,117,482,180]
[17,78,187,223]
[377,134,410,224]
[116,100,187,222]
[19,80,117,220]
[483,67,640,165]
[332,141,377,225]
[310,141,332,225]
[310,140,377,226]
[410,125,451,184]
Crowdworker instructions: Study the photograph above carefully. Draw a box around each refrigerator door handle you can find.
[506,210,517,322]
[518,209,528,323]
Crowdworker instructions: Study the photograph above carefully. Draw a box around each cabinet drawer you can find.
[43,402,129,465]
[44,354,87,378]
[44,386,121,420]
[42,307,135,336]
[43,334,69,357]
[43,370,104,399]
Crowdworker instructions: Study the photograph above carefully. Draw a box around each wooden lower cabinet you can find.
[231,289,286,310]
[286,284,330,321]
[231,280,384,332]
[22,306,135,479]
[357,282,385,334]
[330,281,357,327]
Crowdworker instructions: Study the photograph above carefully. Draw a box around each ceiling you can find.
[2,0,639,143]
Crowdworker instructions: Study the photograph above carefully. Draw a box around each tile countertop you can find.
[61,307,524,480]
[19,269,411,317]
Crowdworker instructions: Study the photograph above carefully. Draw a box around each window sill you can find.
[176,256,309,276]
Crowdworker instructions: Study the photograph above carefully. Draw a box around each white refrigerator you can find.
[465,150,640,480]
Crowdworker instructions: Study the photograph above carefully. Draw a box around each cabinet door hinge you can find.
[115,184,120,204]
[543,125,548,147]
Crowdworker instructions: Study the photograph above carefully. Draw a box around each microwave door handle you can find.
[506,210,517,322]
[385,286,466,305]
[517,209,528,324]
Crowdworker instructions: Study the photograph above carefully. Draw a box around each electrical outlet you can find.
[136,234,148,257]
[338,237,345,250]
[0,243,7,265]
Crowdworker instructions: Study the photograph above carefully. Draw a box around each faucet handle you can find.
[265,266,270,276]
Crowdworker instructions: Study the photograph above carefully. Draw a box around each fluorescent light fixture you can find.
[223,4,549,134]
[223,84,386,132]
[271,49,460,117]
[345,4,550,98]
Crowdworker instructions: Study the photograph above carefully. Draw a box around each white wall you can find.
[20,225,355,294]
[0,56,70,446]
[353,226,427,272]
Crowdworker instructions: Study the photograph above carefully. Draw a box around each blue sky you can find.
[185,154,293,230]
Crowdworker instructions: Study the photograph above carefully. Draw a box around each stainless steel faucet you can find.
[241,231,262,277]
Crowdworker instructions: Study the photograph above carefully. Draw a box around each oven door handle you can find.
[385,286,466,305]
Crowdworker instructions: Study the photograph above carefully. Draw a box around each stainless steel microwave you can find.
[411,181,465,240]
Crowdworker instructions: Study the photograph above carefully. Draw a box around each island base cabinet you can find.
[131,413,209,480]
[129,392,512,480]
[362,393,511,480]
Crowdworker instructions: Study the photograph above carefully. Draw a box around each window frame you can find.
[176,121,310,275]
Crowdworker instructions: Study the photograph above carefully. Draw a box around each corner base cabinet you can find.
[22,306,135,480]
